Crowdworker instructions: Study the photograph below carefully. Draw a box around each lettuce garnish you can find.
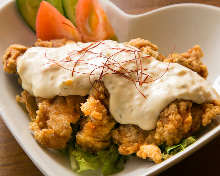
[160,136,196,159]
[69,144,127,176]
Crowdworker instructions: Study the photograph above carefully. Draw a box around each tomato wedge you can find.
[36,1,82,41]
[76,0,116,42]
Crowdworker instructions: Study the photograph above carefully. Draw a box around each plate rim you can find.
[0,1,219,176]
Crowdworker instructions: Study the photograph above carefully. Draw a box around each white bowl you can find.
[0,0,219,176]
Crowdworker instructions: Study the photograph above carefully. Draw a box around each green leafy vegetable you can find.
[69,145,100,174]
[62,0,78,25]
[181,136,197,148]
[69,144,127,176]
[161,136,196,156]
[97,145,127,176]
[46,0,64,15]
[16,0,64,31]
[16,0,42,31]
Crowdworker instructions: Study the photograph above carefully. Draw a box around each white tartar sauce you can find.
[17,40,220,130]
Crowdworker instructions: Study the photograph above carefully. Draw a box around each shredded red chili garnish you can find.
[44,41,169,98]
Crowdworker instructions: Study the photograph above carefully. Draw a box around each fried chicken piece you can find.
[2,44,27,73]
[2,39,69,74]
[145,101,193,146]
[34,38,71,48]
[128,39,207,78]
[191,100,220,133]
[128,38,165,61]
[89,81,109,107]
[112,100,220,163]
[30,96,83,149]
[201,100,220,126]
[112,124,146,155]
[16,91,38,120]
[164,45,208,78]
[76,96,115,152]
[147,100,220,146]
[136,144,162,163]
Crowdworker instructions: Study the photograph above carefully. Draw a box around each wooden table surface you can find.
[1,0,220,176]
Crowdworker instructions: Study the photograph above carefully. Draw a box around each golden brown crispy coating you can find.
[112,124,146,155]
[2,44,27,74]
[145,101,193,146]
[89,81,109,107]
[128,38,165,61]
[30,96,83,149]
[76,96,115,152]
[77,39,218,161]
[164,45,208,78]
[136,144,162,163]
[34,38,71,48]
[112,100,220,162]
[201,100,220,126]
[185,100,220,133]
[128,39,207,78]
[2,39,69,74]
[16,91,38,120]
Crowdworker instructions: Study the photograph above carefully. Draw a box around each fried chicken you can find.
[34,38,71,48]
[164,45,208,78]
[112,124,146,155]
[136,144,162,163]
[89,81,109,107]
[2,39,71,74]
[128,38,165,61]
[111,40,215,158]
[145,100,193,146]
[30,96,83,149]
[128,38,207,78]
[2,44,27,74]
[16,91,38,120]
[110,38,217,163]
[112,100,220,162]
[76,96,115,152]
[3,38,219,164]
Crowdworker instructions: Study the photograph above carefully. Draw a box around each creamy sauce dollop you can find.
[17,40,220,130]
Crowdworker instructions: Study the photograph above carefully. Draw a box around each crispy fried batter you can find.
[2,39,70,74]
[76,96,115,152]
[145,101,193,146]
[112,100,220,162]
[30,96,83,149]
[136,144,162,163]
[164,45,208,78]
[112,124,146,155]
[128,39,207,78]
[89,81,109,107]
[128,38,165,61]
[201,100,220,126]
[2,44,27,73]
[34,38,72,48]
[16,91,38,120]
[81,39,217,161]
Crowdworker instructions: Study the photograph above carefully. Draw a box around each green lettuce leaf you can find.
[97,145,127,176]
[69,144,127,176]
[163,136,197,155]
[69,145,100,174]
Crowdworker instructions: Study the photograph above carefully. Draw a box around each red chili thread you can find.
[45,41,169,98]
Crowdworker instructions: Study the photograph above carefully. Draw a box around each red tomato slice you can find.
[36,1,82,41]
[76,0,116,42]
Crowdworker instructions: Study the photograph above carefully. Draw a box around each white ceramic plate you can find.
[0,0,219,176]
